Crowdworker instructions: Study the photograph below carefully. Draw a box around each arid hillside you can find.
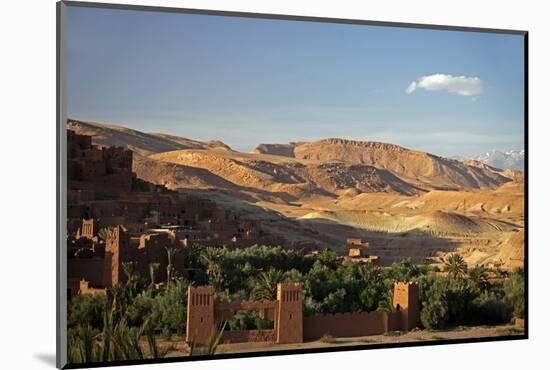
[67,120,525,268]
[67,120,230,155]
[293,138,511,190]
[69,120,517,198]
[149,140,516,199]
[150,149,427,199]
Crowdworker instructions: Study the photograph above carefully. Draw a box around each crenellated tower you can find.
[186,286,215,345]
[276,282,303,344]
[393,281,420,331]
[104,225,130,287]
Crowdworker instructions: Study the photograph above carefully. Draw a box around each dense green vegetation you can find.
[67,245,525,363]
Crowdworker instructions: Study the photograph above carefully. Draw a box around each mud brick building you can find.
[186,283,304,345]
[186,282,420,345]
[68,130,134,194]
[344,238,380,264]
[67,130,265,247]
[67,130,275,296]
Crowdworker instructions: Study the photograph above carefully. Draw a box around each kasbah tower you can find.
[393,282,420,331]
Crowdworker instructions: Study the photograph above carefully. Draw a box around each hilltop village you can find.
[66,128,392,298]
[66,130,422,347]
[67,130,284,295]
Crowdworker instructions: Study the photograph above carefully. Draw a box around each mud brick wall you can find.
[385,310,403,332]
[303,311,388,340]
[67,258,106,287]
[221,329,276,343]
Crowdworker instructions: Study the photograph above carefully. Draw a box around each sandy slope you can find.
[67,120,230,155]
[293,138,512,190]
[67,120,525,268]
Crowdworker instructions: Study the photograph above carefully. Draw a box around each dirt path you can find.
[163,324,524,357]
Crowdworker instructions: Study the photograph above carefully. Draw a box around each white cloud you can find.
[405,74,484,96]
[405,81,417,94]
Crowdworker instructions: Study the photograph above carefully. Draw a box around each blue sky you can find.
[67,6,525,157]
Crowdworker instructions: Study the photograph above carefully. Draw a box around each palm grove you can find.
[67,244,525,363]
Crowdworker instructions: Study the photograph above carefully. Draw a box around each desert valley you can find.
[60,7,528,366]
[68,119,524,271]
[64,117,526,364]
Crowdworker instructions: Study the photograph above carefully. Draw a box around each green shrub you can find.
[226,310,274,331]
[126,292,154,327]
[65,245,526,348]
[148,279,189,335]
[68,294,108,331]
[504,268,525,319]
[384,258,421,282]
[474,291,513,325]
[321,288,347,314]
[316,249,340,270]
[359,287,378,312]
[421,300,448,330]
[228,310,256,331]
[302,296,322,316]
[419,277,477,329]
[254,315,274,330]
[443,279,478,325]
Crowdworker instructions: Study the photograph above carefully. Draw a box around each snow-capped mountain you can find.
[469,149,524,171]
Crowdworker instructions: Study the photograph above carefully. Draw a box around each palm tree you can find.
[357,263,381,283]
[468,265,489,290]
[122,261,138,299]
[165,247,177,285]
[144,318,171,358]
[110,319,145,360]
[99,308,113,362]
[122,261,137,282]
[148,263,160,289]
[444,253,468,278]
[201,248,224,289]
[109,283,126,317]
[97,227,108,242]
[252,269,284,301]
[68,325,97,363]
